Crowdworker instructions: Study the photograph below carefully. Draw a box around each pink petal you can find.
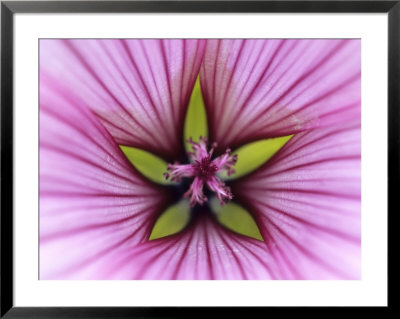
[40,76,171,279]
[231,121,361,279]
[40,39,206,161]
[100,211,282,280]
[200,39,360,152]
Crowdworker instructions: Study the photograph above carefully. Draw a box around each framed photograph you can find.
[1,0,395,317]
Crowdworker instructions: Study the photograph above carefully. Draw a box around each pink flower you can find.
[40,39,360,279]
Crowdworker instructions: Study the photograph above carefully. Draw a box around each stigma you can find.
[164,137,238,207]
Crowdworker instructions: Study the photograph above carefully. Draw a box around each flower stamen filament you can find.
[165,137,237,207]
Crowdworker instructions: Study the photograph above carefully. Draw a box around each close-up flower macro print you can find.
[40,39,361,280]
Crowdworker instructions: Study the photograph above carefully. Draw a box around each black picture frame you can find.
[1,1,396,317]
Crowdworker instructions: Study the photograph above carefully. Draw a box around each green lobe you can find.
[149,199,191,240]
[119,145,171,185]
[221,135,293,180]
[184,77,208,151]
[210,198,263,241]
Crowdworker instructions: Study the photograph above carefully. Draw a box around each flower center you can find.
[164,137,238,207]
[193,156,218,179]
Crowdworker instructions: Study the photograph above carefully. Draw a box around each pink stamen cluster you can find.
[164,137,238,207]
